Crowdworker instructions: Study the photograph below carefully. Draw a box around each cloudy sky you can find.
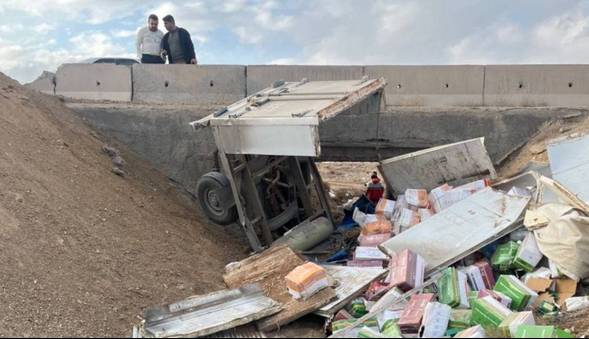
[2,0,589,83]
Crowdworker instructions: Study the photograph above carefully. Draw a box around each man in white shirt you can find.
[136,14,164,64]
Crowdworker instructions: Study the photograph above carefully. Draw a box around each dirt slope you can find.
[0,73,248,337]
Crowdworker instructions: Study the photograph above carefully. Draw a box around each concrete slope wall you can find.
[132,64,246,105]
[69,103,218,196]
[55,64,132,101]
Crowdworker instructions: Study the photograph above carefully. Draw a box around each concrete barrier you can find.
[364,65,485,107]
[484,65,589,107]
[132,64,246,105]
[55,64,132,101]
[246,65,364,95]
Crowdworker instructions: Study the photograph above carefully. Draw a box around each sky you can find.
[2,0,589,83]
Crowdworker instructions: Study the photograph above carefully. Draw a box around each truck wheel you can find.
[196,172,237,225]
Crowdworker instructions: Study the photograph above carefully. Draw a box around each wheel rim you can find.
[205,188,224,216]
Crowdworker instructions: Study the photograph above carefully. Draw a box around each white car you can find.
[81,57,139,66]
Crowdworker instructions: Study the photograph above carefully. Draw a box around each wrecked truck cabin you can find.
[191,78,387,251]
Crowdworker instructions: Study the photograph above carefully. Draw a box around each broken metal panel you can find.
[378,138,497,195]
[142,284,282,338]
[315,265,388,318]
[548,134,589,203]
[379,187,530,272]
[191,78,386,157]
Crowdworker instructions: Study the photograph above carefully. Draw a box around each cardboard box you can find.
[514,325,574,338]
[471,296,513,331]
[491,242,520,272]
[347,259,385,268]
[478,289,512,309]
[449,309,473,330]
[358,233,391,247]
[498,311,536,338]
[398,293,435,333]
[555,279,578,307]
[455,325,487,338]
[361,218,392,236]
[525,278,553,293]
[462,265,486,291]
[512,232,543,273]
[494,275,539,311]
[386,249,425,292]
[355,246,388,261]
[375,198,396,220]
[421,302,452,338]
[438,268,470,309]
[474,260,496,290]
[405,189,429,208]
[285,262,329,300]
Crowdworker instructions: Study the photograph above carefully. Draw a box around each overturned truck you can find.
[191,78,387,251]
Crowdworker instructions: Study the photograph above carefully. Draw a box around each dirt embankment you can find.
[0,73,248,337]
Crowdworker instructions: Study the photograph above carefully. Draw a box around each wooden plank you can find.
[224,245,337,332]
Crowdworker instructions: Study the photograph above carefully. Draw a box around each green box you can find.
[492,241,519,272]
[515,325,574,338]
[438,267,460,308]
[494,275,538,311]
[471,296,513,331]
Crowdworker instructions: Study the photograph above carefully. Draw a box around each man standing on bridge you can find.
[136,14,165,64]
[161,15,197,65]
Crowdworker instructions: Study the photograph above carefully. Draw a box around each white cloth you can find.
[136,27,164,58]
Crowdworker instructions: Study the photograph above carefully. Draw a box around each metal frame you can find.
[215,125,334,252]
[197,78,387,251]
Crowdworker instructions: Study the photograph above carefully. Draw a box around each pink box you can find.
[398,293,435,333]
[474,260,496,289]
[386,249,425,292]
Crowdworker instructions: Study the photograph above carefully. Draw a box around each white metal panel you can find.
[213,117,320,156]
[191,78,386,156]
[315,265,388,318]
[379,187,530,272]
[548,134,589,203]
[143,284,281,338]
[378,138,497,195]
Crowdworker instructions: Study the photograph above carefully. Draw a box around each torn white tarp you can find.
[315,265,388,318]
[548,133,589,204]
[379,187,530,272]
[378,138,497,195]
[529,203,589,281]
[141,284,281,338]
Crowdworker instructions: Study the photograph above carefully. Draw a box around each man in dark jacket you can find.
[161,15,197,64]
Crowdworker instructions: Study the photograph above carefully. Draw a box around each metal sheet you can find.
[315,265,388,318]
[143,284,282,338]
[379,187,530,272]
[191,78,386,156]
[378,138,497,195]
[548,134,589,203]
[213,118,320,156]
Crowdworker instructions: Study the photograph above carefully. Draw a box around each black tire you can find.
[196,172,238,225]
